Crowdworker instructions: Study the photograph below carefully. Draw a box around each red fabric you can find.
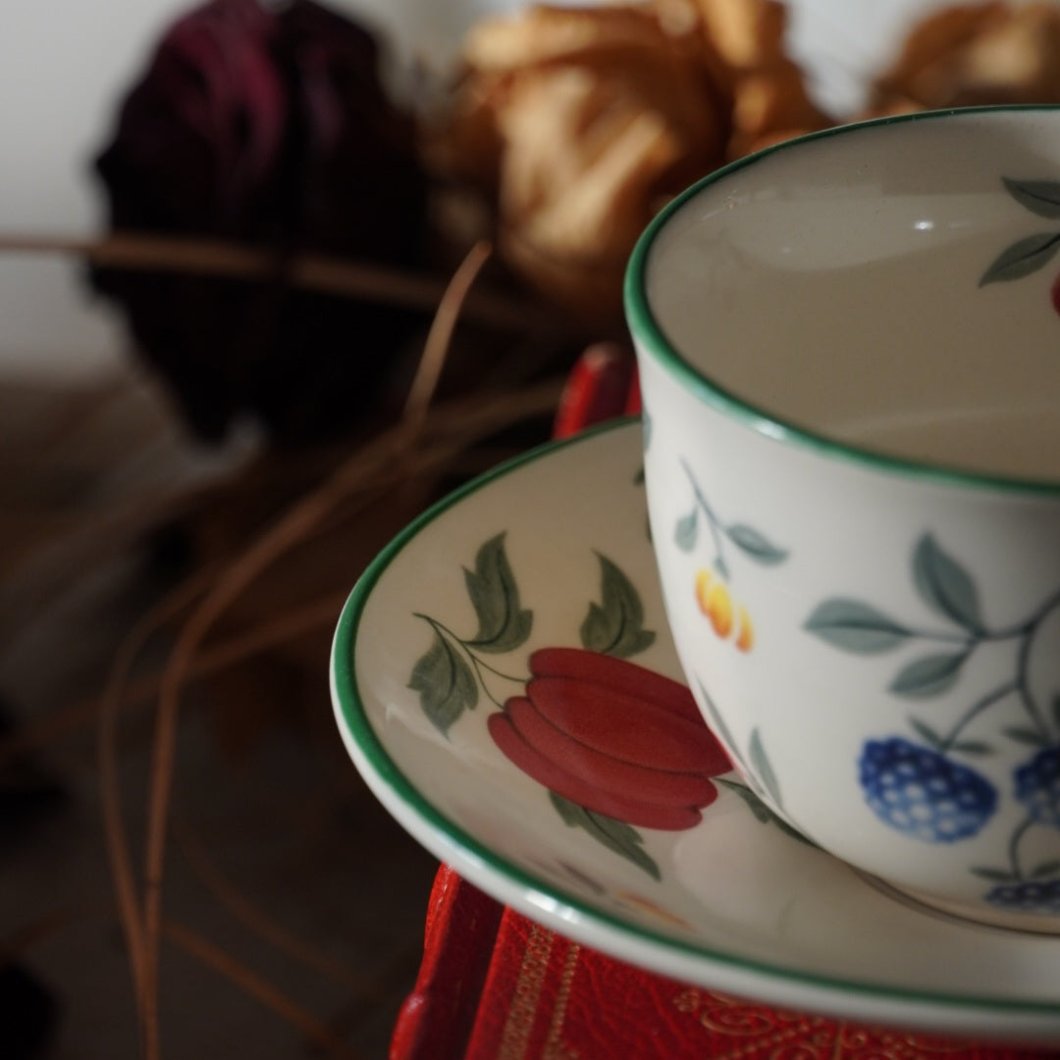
[552,343,635,439]
[389,865,503,1060]
[467,899,1049,1059]
[390,349,1058,1059]
[395,874,1051,1060]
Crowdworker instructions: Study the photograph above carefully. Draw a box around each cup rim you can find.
[624,104,1060,497]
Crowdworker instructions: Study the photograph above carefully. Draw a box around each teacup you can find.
[626,106,1060,932]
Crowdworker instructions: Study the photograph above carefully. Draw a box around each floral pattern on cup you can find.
[981,176,1060,310]
[408,531,790,879]
[670,458,800,820]
[675,459,788,653]
[673,458,788,579]
[805,532,1060,914]
[695,570,754,652]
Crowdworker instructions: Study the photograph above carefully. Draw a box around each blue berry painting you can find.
[859,737,998,844]
[805,533,1060,916]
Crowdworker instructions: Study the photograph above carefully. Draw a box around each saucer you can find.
[331,420,1060,1044]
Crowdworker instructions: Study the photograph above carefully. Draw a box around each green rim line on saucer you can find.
[625,104,1060,497]
[330,420,1060,1039]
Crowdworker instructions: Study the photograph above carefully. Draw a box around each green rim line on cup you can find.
[624,104,1060,498]
[330,420,1060,1025]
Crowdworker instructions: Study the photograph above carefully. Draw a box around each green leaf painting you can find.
[971,866,1018,883]
[1003,726,1051,747]
[804,598,912,653]
[464,533,533,653]
[580,553,656,658]
[408,630,478,736]
[674,509,698,552]
[675,459,788,580]
[949,739,993,756]
[1031,859,1060,880]
[979,173,1060,328]
[979,232,1060,285]
[410,533,531,732]
[1003,177,1060,219]
[908,717,945,750]
[718,779,815,847]
[695,679,746,775]
[888,650,968,698]
[725,523,788,565]
[748,728,783,809]
[550,793,660,879]
[912,534,983,634]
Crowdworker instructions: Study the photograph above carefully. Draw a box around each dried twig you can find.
[98,570,215,1032]
[0,414,548,774]
[0,478,232,645]
[136,241,561,1059]
[402,240,492,433]
[1,904,93,964]
[162,920,366,1060]
[0,231,548,333]
[174,818,372,995]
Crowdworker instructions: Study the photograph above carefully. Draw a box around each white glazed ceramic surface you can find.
[645,108,1060,482]
[331,422,1060,1042]
[627,107,1060,932]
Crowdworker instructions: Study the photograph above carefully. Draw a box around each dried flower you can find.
[668,0,829,156]
[92,0,429,444]
[434,0,826,328]
[435,3,731,327]
[872,1,1060,112]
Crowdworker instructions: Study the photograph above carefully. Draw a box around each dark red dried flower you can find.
[92,0,428,443]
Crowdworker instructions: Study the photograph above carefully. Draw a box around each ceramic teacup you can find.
[625,106,1060,932]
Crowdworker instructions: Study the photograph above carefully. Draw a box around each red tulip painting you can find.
[407,530,794,879]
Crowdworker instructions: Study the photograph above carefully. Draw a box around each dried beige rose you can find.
[433,1,826,325]
[681,0,829,155]
[438,4,729,323]
[872,2,1060,112]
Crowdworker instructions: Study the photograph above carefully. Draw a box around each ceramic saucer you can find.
[331,420,1060,1044]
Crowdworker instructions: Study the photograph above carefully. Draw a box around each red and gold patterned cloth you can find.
[392,865,1050,1059]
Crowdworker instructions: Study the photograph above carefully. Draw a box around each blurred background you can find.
[2,0,1058,1057]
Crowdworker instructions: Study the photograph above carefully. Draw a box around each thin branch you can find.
[0,231,543,332]
[137,247,559,1060]
[174,817,373,995]
[0,477,230,645]
[98,569,214,1033]
[1,904,92,963]
[402,241,491,433]
[162,920,366,1060]
[0,398,558,772]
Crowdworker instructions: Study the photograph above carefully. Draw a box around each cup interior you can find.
[631,107,1060,486]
